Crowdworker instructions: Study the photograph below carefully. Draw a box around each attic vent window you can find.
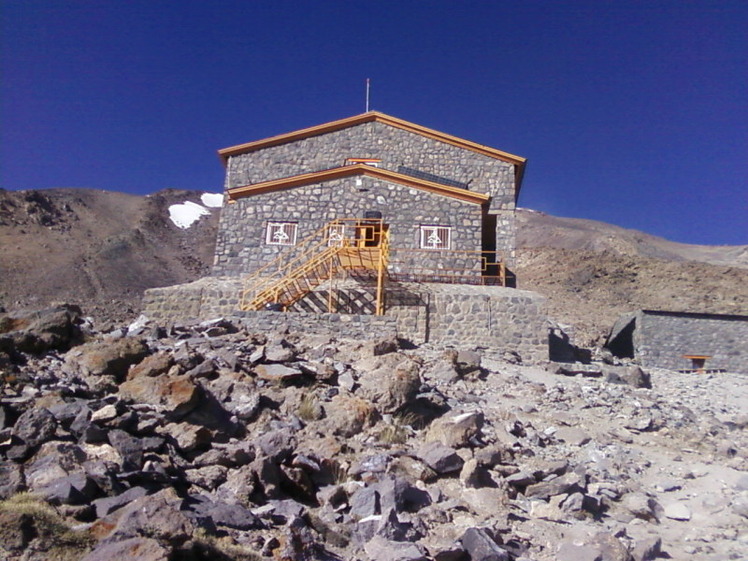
[398,165,470,190]
[345,158,381,167]
[420,225,451,250]
[266,222,298,246]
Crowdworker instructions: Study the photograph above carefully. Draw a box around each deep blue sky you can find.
[2,1,746,245]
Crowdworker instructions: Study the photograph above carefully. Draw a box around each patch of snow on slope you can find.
[201,193,223,208]
[168,201,211,229]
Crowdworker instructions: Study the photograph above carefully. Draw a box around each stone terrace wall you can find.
[292,282,548,364]
[143,280,548,364]
[213,175,484,277]
[635,311,748,373]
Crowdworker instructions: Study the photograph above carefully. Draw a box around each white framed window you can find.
[327,224,348,247]
[420,225,451,250]
[265,222,298,246]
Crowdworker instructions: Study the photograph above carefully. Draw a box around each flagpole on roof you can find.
[365,78,370,112]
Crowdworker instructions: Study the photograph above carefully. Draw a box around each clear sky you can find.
[2,1,746,245]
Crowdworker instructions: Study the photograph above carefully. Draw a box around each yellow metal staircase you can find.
[240,219,390,314]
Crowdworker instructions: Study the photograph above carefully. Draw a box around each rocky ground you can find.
[1,305,746,561]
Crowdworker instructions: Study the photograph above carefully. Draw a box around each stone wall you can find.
[633,311,748,373]
[224,121,516,212]
[213,175,485,277]
[218,120,518,270]
[143,280,548,364]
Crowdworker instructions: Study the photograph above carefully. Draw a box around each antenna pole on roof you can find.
[365,78,370,112]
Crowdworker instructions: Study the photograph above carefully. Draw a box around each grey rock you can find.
[92,485,149,518]
[0,461,25,499]
[425,411,484,448]
[603,365,651,389]
[524,471,585,500]
[663,501,691,520]
[80,537,170,561]
[38,472,99,505]
[364,535,429,561]
[350,486,380,519]
[108,429,144,471]
[11,407,57,454]
[255,362,303,382]
[557,542,602,561]
[106,487,194,543]
[418,441,464,474]
[555,426,591,446]
[189,496,264,530]
[632,537,662,561]
[460,527,509,561]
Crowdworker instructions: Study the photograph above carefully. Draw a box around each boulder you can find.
[13,407,57,457]
[0,304,83,354]
[425,411,483,448]
[357,353,421,414]
[460,527,509,561]
[364,535,429,561]
[119,373,201,420]
[418,442,464,475]
[323,394,378,437]
[80,537,170,561]
[66,336,149,381]
[602,365,651,388]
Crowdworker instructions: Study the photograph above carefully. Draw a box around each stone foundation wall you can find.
[144,279,548,364]
[234,311,398,341]
[634,311,748,373]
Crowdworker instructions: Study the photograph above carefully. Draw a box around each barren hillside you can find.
[0,188,219,325]
[516,209,748,345]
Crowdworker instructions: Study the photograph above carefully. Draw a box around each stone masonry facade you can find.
[213,176,484,278]
[214,119,519,275]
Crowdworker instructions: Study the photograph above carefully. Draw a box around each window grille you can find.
[327,224,347,246]
[420,225,451,250]
[265,222,298,246]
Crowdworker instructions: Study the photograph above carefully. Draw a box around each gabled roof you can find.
[218,111,526,169]
[227,163,491,205]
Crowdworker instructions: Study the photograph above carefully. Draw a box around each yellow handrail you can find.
[240,218,386,311]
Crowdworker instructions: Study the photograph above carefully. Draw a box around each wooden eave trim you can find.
[218,111,526,169]
[226,164,490,205]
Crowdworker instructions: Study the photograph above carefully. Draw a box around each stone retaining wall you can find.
[143,279,548,364]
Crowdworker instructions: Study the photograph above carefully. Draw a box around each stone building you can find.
[213,111,526,279]
[606,310,748,374]
[143,112,550,363]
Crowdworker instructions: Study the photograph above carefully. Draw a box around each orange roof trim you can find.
[218,111,526,168]
[227,164,491,205]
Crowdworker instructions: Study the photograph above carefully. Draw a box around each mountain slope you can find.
[515,209,748,345]
[0,188,219,324]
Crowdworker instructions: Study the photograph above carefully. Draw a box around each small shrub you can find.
[297,392,323,422]
[0,492,95,549]
[378,423,408,445]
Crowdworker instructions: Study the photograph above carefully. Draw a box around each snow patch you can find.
[201,192,223,208]
[169,201,211,229]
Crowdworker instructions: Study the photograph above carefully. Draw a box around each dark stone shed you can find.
[606,309,748,374]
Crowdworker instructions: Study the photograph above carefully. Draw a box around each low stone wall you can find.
[141,277,244,323]
[143,279,548,363]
